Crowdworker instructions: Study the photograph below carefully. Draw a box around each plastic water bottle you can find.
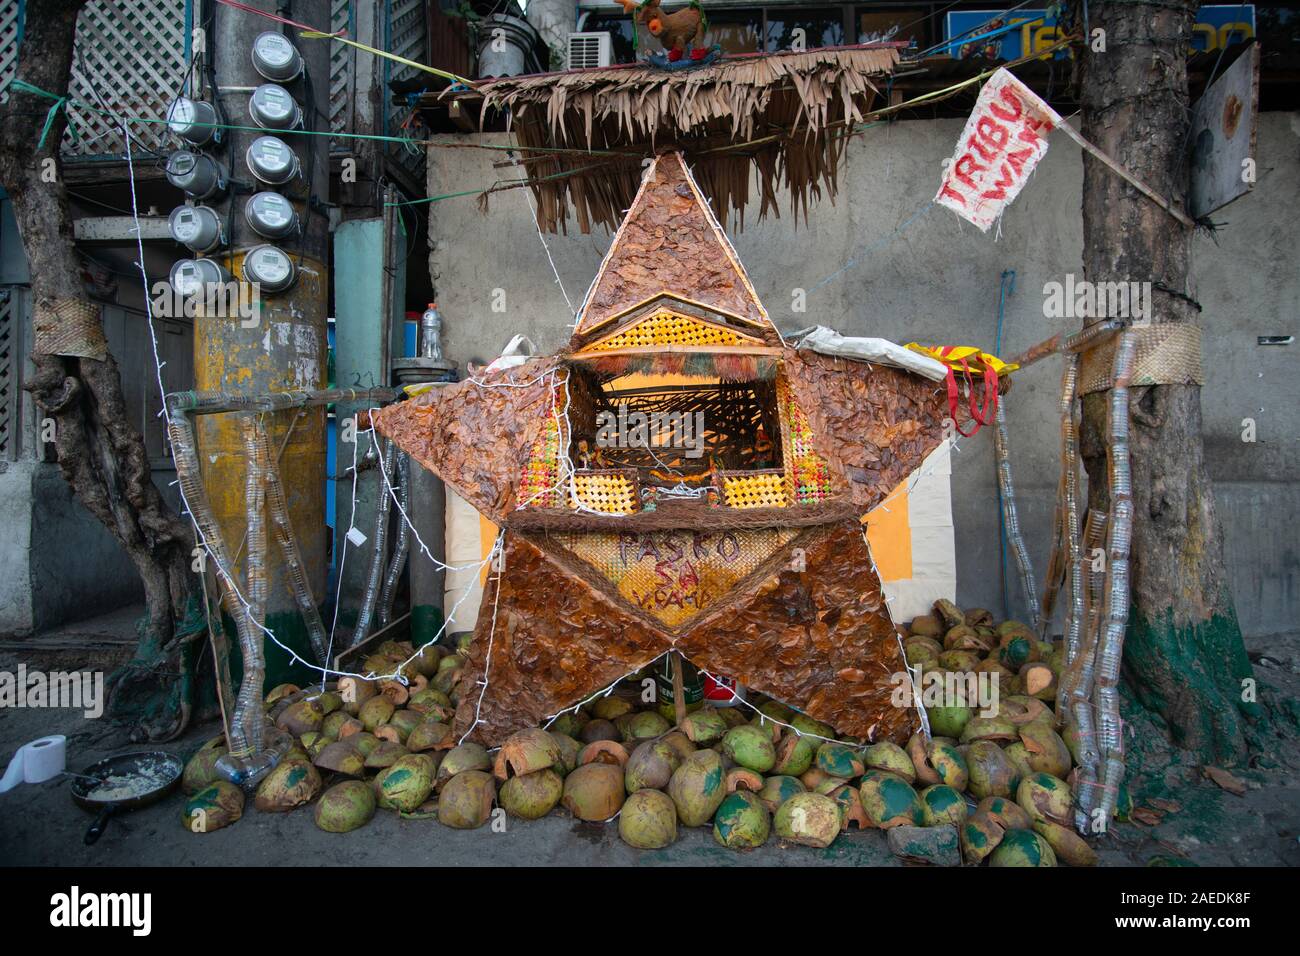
[419,302,443,360]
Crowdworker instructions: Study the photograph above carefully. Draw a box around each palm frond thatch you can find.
[478,47,900,233]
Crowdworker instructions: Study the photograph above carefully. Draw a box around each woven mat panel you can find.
[33,296,107,360]
[552,527,798,628]
[1078,324,1204,394]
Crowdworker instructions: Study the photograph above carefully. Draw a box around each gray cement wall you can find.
[425,112,1300,638]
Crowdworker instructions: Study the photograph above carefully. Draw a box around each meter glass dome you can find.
[251,32,303,82]
[245,192,299,239]
[168,205,223,253]
[250,84,301,130]
[243,244,296,293]
[165,150,223,199]
[246,135,299,185]
[169,258,226,298]
[166,97,216,145]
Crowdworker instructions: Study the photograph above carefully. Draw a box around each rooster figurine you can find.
[617,0,715,64]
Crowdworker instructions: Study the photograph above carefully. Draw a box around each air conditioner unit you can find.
[568,32,613,70]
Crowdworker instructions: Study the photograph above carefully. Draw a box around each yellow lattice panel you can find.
[588,310,754,351]
[571,470,639,514]
[720,471,789,509]
[554,528,799,627]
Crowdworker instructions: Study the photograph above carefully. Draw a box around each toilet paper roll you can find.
[0,735,67,793]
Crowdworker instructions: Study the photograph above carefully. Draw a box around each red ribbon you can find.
[942,354,998,437]
[213,0,343,37]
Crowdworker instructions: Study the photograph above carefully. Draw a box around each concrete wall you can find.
[425,112,1300,638]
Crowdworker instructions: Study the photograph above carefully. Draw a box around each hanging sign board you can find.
[934,68,1061,232]
[1188,40,1260,219]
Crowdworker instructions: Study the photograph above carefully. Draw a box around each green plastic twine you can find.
[10,79,69,150]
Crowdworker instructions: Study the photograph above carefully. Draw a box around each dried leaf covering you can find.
[451,522,915,746]
[781,348,948,512]
[477,47,899,233]
[371,358,561,525]
[574,152,771,338]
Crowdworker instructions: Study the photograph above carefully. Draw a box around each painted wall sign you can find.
[946,6,1256,60]
[935,68,1061,232]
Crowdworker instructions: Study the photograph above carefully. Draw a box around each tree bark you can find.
[1077,0,1256,763]
[0,0,197,740]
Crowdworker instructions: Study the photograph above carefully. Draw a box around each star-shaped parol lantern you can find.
[374,152,949,745]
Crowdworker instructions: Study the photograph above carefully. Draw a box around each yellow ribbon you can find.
[299,31,477,88]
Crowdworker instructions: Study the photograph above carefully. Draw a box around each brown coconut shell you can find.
[338,676,378,715]
[437,770,496,829]
[493,727,563,780]
[313,740,365,776]
[578,739,629,768]
[358,695,395,732]
[725,768,764,793]
[336,717,364,739]
[407,720,454,753]
[275,698,325,737]
[908,733,941,786]
[579,718,620,744]
[378,679,410,706]
[264,683,300,706]
[1033,820,1098,866]
[562,762,626,821]
[364,740,410,770]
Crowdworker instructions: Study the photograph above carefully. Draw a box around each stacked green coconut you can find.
[179,608,1103,865]
[180,638,469,834]
[903,599,1100,866]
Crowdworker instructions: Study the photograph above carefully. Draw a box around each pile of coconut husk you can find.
[179,638,472,835]
[178,605,1103,865]
[474,46,899,234]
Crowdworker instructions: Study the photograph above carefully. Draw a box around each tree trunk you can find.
[0,0,198,740]
[1077,0,1256,763]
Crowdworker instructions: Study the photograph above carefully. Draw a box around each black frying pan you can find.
[70,751,183,846]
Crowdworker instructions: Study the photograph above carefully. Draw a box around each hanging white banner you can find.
[935,68,1062,231]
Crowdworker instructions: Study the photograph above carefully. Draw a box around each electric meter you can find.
[169,258,230,298]
[242,244,297,294]
[251,31,303,82]
[249,83,302,130]
[167,204,224,253]
[246,135,300,185]
[164,150,225,200]
[244,191,300,240]
[166,97,218,145]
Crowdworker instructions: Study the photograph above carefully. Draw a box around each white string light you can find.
[458,530,505,744]
[508,141,576,319]
[118,112,501,693]
[320,424,365,687]
[117,82,977,746]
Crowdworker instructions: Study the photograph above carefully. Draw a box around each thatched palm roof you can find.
[477,45,901,233]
